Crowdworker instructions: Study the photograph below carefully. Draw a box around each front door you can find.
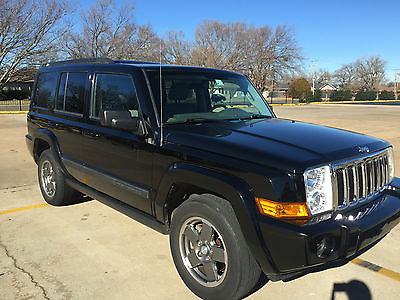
[79,71,153,214]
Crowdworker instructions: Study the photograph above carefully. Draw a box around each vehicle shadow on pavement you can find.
[65,193,93,206]
[330,280,371,300]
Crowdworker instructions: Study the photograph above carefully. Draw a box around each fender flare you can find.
[155,162,277,274]
[33,128,67,173]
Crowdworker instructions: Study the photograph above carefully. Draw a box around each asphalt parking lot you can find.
[1,104,400,299]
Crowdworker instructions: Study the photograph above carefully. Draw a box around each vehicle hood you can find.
[164,118,390,172]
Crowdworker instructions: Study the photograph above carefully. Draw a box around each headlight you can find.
[387,147,395,183]
[303,166,333,215]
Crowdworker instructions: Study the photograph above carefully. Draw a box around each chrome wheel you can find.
[40,160,56,198]
[179,216,228,287]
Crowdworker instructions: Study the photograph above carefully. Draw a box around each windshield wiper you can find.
[237,115,272,120]
[166,118,221,124]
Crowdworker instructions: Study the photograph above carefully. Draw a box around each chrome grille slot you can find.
[357,164,363,199]
[332,149,391,210]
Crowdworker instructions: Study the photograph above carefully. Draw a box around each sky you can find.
[80,0,400,81]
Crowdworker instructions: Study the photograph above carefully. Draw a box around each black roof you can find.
[40,58,242,76]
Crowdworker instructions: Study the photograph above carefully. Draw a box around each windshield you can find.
[146,69,273,124]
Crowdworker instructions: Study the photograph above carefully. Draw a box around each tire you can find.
[38,149,79,206]
[169,194,265,300]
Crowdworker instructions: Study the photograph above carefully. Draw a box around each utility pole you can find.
[312,60,316,96]
[270,68,275,104]
[394,69,399,100]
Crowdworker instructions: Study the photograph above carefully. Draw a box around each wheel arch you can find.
[155,162,277,274]
[32,129,63,168]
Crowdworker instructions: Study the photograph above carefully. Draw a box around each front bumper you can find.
[258,177,400,276]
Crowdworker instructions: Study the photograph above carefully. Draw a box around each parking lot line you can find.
[0,203,50,215]
[351,258,400,282]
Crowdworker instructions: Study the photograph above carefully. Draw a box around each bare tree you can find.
[0,0,69,87]
[64,0,160,61]
[191,21,302,92]
[64,0,134,58]
[191,20,249,71]
[315,69,331,85]
[333,62,358,90]
[163,31,191,65]
[244,25,302,92]
[125,24,161,62]
[355,56,386,90]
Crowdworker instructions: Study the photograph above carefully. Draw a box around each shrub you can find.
[288,78,311,101]
[354,90,377,101]
[305,89,322,102]
[378,90,395,100]
[329,90,352,101]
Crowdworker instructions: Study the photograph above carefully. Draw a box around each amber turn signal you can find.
[255,198,310,219]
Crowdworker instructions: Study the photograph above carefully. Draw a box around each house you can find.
[263,81,292,103]
[1,68,37,92]
[314,83,338,100]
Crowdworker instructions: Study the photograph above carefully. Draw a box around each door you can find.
[80,72,153,214]
[52,71,88,163]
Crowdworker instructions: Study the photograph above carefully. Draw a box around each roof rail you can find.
[113,60,159,65]
[42,57,115,68]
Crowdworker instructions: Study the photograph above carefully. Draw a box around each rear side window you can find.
[34,72,57,108]
[92,73,138,118]
[56,72,87,115]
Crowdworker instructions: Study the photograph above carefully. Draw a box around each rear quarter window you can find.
[34,72,58,108]
[56,72,87,115]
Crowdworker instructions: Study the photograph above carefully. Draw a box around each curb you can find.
[0,111,28,114]
[270,99,400,106]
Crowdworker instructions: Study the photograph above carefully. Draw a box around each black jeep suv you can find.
[26,58,400,299]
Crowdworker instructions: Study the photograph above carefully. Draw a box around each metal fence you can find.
[0,99,30,111]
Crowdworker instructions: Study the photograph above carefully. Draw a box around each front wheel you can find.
[169,194,265,300]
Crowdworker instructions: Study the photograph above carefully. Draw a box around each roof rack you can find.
[42,57,115,68]
[113,60,159,65]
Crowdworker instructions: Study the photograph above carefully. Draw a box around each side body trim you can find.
[66,178,168,234]
[61,156,150,200]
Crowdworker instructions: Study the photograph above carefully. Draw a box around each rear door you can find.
[52,71,88,163]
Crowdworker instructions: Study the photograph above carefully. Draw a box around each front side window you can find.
[56,72,86,115]
[147,70,273,124]
[34,72,57,108]
[92,73,139,118]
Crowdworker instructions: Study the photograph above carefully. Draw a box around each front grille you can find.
[332,149,391,209]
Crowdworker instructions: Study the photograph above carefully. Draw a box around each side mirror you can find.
[100,110,142,133]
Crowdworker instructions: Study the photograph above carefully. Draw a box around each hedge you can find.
[354,90,377,101]
[378,90,395,100]
[305,89,322,102]
[329,90,352,101]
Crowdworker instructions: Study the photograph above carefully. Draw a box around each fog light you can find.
[315,237,335,259]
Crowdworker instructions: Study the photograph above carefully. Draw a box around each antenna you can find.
[159,39,164,146]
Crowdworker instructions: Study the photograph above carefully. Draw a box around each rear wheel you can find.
[38,149,79,206]
[170,194,266,300]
